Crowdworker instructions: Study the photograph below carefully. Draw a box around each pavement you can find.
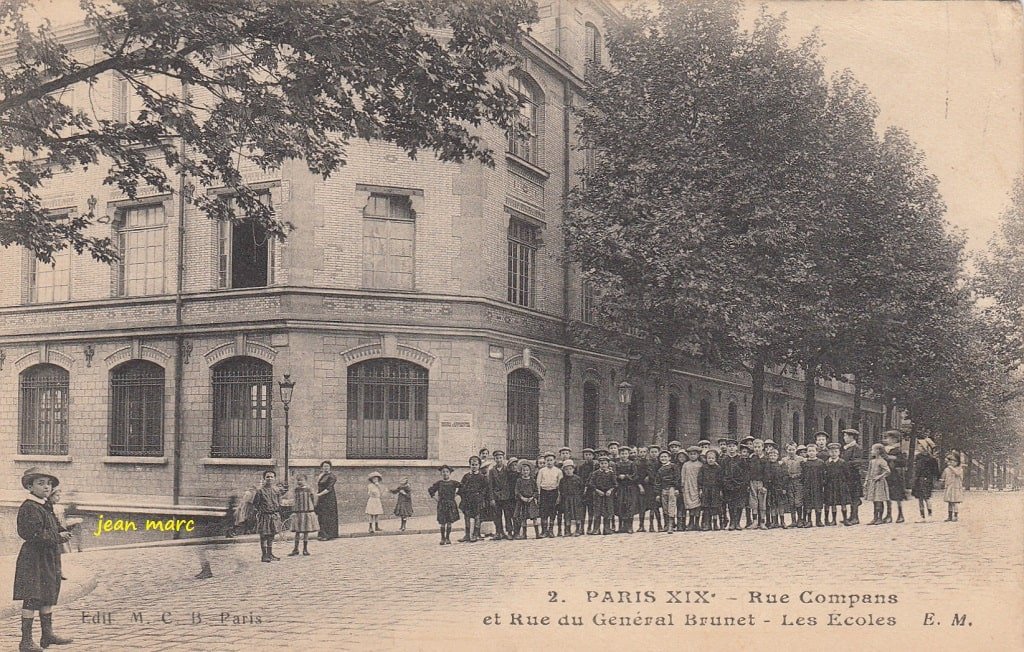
[1,491,1022,651]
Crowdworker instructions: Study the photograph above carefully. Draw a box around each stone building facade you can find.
[0,0,882,546]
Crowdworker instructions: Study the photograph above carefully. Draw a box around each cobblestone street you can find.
[3,491,1022,651]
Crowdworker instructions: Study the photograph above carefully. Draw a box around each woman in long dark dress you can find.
[315,461,339,540]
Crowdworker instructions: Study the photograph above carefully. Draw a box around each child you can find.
[942,453,964,522]
[366,472,384,534]
[801,444,826,527]
[863,444,891,525]
[14,468,73,651]
[721,440,749,531]
[488,451,515,540]
[680,446,703,531]
[747,439,768,529]
[514,461,541,539]
[614,446,640,533]
[635,446,654,532]
[698,449,723,531]
[588,456,617,535]
[536,453,563,538]
[823,443,850,526]
[252,469,288,562]
[558,460,586,536]
[911,445,941,521]
[390,478,414,531]
[882,431,908,523]
[781,442,804,528]
[763,447,788,528]
[840,430,864,526]
[428,465,461,545]
[555,447,572,535]
[578,448,596,535]
[643,445,663,532]
[458,456,489,542]
[654,451,679,533]
[289,475,319,556]
[236,482,259,536]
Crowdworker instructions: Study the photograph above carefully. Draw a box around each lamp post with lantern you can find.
[618,381,633,447]
[278,374,296,485]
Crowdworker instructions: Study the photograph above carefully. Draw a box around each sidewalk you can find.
[0,555,98,620]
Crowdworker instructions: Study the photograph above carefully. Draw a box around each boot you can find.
[260,541,272,562]
[896,507,905,523]
[195,561,214,579]
[458,523,471,542]
[302,541,310,556]
[20,617,43,652]
[533,524,541,539]
[38,613,72,648]
[267,543,280,561]
[288,544,300,556]
[815,511,823,527]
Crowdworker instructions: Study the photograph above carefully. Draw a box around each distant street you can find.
[3,491,1022,651]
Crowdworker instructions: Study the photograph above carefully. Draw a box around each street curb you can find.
[57,525,442,555]
[1,573,99,621]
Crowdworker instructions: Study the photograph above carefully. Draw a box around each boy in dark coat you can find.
[801,445,827,527]
[588,456,618,535]
[15,467,73,652]
[882,431,908,523]
[458,456,490,542]
[823,443,850,526]
[720,440,749,531]
[487,451,514,540]
[840,429,864,525]
[577,449,596,534]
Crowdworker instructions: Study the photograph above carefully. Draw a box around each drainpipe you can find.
[561,79,572,447]
[172,80,189,507]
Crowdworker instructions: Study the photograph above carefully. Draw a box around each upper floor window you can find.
[363,193,415,290]
[218,193,274,289]
[112,74,134,124]
[19,364,70,455]
[507,218,539,307]
[507,72,543,165]
[580,280,596,323]
[28,248,70,303]
[117,204,166,297]
[585,22,603,67]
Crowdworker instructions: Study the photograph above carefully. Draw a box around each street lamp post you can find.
[279,373,295,485]
[618,381,633,446]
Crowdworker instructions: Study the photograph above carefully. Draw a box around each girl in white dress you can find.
[366,472,385,533]
[941,453,965,522]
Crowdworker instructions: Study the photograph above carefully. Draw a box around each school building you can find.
[0,1,883,545]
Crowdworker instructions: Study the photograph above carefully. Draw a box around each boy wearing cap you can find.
[536,454,563,538]
[698,449,724,530]
[697,440,711,463]
[15,468,73,652]
[578,449,596,533]
[488,451,514,540]
[720,440,749,531]
[588,456,617,534]
[653,451,679,533]
[801,445,826,527]
[781,442,804,527]
[555,447,572,535]
[614,446,641,533]
[823,443,850,526]
[840,430,864,525]
[558,460,586,536]
[680,446,703,531]
[747,439,768,529]
[458,456,489,542]
[644,445,663,532]
[634,446,654,532]
[814,432,830,461]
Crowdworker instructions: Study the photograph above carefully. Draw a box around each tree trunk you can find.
[963,452,971,490]
[749,358,766,440]
[983,456,991,490]
[852,378,862,430]
[882,394,891,430]
[803,368,817,444]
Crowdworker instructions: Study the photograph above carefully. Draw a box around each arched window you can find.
[585,22,603,66]
[19,364,70,455]
[838,418,846,436]
[667,393,680,441]
[727,401,738,436]
[212,357,272,458]
[508,369,540,458]
[582,381,600,450]
[110,360,164,456]
[348,359,428,459]
[699,398,711,440]
[627,387,644,446]
[823,415,833,439]
[772,408,783,441]
[792,411,801,444]
[507,71,542,165]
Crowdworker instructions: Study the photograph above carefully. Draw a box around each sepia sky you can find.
[744,0,1024,253]
[24,0,1024,252]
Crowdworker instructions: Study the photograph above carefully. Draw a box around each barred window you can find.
[667,393,680,440]
[346,359,428,459]
[109,361,164,456]
[19,364,69,455]
[117,204,166,297]
[772,408,783,440]
[727,401,738,437]
[838,418,846,436]
[507,218,539,307]
[28,249,70,303]
[507,369,540,458]
[580,280,596,324]
[507,72,542,165]
[699,398,711,440]
[212,357,272,458]
[218,193,274,289]
[585,22,603,66]
[362,194,415,290]
[582,381,600,450]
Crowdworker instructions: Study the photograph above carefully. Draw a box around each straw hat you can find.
[21,467,59,490]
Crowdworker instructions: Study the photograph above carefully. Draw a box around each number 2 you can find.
[548,591,558,603]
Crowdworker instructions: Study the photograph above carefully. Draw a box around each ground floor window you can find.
[109,360,165,456]
[212,357,272,458]
[19,364,69,455]
[507,369,540,458]
[347,358,428,459]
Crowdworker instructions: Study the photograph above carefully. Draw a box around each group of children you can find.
[424,429,967,544]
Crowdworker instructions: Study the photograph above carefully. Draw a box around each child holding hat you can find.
[15,467,73,651]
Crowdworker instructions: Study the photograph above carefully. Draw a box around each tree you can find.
[0,0,537,262]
